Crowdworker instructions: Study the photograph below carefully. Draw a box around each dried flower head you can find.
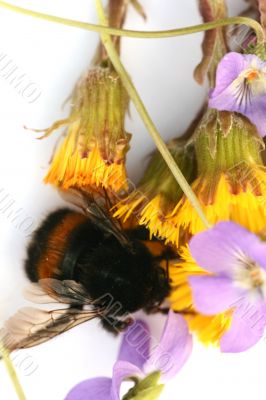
[165,111,266,247]
[42,66,131,193]
[113,140,196,240]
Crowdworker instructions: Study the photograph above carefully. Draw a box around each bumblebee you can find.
[1,196,172,352]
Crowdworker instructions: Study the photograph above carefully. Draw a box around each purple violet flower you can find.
[189,221,266,353]
[209,52,266,137]
[65,311,192,399]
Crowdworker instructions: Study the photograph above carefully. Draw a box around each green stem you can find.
[95,0,211,229]
[0,342,26,400]
[0,1,264,54]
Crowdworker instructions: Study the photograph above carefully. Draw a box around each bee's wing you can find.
[0,279,104,352]
[23,283,56,304]
[25,279,95,305]
[83,192,130,247]
[0,306,101,351]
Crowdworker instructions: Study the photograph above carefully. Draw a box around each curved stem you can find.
[95,0,211,229]
[0,342,26,400]
[0,1,264,53]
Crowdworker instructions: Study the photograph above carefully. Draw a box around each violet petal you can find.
[245,238,266,272]
[111,361,142,400]
[209,52,266,137]
[209,52,247,97]
[189,221,259,275]
[144,311,192,381]
[189,275,244,315]
[221,303,266,352]
[64,377,112,400]
[244,93,266,137]
[117,320,151,369]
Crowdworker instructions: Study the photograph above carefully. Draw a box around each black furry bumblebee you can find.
[1,196,171,352]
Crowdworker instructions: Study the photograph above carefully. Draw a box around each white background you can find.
[0,1,265,399]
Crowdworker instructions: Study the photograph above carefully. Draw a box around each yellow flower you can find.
[42,66,130,193]
[113,140,196,239]
[165,111,266,246]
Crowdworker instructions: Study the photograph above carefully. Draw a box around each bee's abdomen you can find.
[25,209,89,281]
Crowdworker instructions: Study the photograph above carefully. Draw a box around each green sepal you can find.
[124,384,165,400]
[193,108,264,161]
[122,371,164,400]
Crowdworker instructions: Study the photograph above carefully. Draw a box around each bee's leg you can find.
[69,304,83,311]
[100,315,133,334]
[144,304,170,314]
[158,307,170,314]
